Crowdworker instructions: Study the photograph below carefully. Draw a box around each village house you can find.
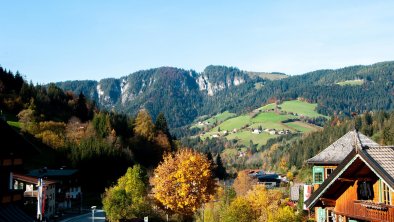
[28,168,81,211]
[269,129,277,135]
[252,129,262,134]
[12,174,57,218]
[248,170,283,188]
[305,130,394,222]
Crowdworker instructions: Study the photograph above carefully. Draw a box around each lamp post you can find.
[91,206,96,222]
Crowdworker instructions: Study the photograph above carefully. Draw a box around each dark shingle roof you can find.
[306,130,378,165]
[28,169,78,178]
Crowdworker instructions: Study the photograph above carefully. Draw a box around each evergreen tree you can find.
[75,92,89,122]
[92,112,111,138]
[206,151,216,178]
[155,112,171,139]
[215,154,227,180]
[206,151,213,162]
[354,116,362,131]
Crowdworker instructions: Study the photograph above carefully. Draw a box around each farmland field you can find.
[205,111,236,124]
[279,100,324,118]
[284,121,320,133]
[212,115,251,131]
[252,112,295,123]
[336,79,364,86]
[226,131,277,147]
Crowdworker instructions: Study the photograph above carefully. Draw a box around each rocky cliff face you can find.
[58,66,250,109]
[56,65,253,127]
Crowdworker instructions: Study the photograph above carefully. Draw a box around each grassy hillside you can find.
[247,71,288,80]
[191,111,236,129]
[205,111,236,124]
[336,79,364,86]
[279,100,325,118]
[198,100,324,148]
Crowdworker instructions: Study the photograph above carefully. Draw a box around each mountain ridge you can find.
[56,62,394,129]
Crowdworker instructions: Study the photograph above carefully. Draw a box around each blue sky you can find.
[1,1,393,83]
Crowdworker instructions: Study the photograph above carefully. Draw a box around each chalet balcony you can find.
[23,190,38,198]
[335,200,394,222]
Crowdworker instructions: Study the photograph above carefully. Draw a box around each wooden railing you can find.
[353,200,394,222]
[336,200,394,222]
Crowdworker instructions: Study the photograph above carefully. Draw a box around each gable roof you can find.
[306,130,379,165]
[305,142,394,209]
[361,145,394,188]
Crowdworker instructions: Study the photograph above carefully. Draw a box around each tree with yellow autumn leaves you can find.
[152,149,216,217]
[102,165,153,221]
[220,185,300,222]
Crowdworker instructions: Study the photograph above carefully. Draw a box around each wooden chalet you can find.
[305,130,394,222]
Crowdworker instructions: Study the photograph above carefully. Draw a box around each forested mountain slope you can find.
[56,62,394,128]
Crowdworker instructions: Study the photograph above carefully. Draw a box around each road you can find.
[59,209,106,222]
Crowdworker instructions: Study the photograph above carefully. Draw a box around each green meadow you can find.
[279,100,324,118]
[198,100,326,148]
[336,79,364,86]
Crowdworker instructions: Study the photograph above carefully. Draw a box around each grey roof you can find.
[362,145,394,186]
[306,130,379,165]
[28,169,78,178]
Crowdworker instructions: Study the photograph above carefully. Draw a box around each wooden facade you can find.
[334,179,394,222]
[0,158,24,204]
[305,131,394,222]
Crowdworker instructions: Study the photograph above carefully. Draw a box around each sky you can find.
[1,1,394,84]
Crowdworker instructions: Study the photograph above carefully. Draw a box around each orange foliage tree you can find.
[232,170,256,196]
[152,149,216,216]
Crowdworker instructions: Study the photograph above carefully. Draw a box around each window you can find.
[325,168,334,179]
[381,181,392,205]
[313,166,325,184]
[314,172,323,183]
[18,182,24,190]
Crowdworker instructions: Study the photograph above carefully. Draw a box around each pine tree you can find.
[206,151,216,178]
[75,92,89,122]
[215,154,227,180]
[155,112,171,139]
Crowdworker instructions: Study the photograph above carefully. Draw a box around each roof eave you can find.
[359,150,394,190]
[304,149,357,209]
